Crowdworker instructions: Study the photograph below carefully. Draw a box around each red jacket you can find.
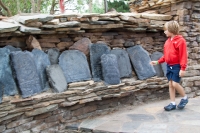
[158,35,187,70]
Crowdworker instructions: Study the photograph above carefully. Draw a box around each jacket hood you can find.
[171,35,183,41]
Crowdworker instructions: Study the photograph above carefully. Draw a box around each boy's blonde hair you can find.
[164,21,180,35]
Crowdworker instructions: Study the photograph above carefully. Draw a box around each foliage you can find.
[108,0,129,13]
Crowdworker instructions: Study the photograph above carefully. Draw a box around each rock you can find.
[89,43,110,81]
[0,21,19,33]
[0,48,18,97]
[46,64,68,93]
[47,48,60,65]
[111,49,132,78]
[26,35,42,50]
[10,51,43,98]
[69,38,92,55]
[32,49,51,91]
[127,45,156,80]
[150,51,166,77]
[101,54,120,85]
[59,50,91,83]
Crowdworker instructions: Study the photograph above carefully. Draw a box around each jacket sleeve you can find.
[158,56,165,64]
[178,39,188,70]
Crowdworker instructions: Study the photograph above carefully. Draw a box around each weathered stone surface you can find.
[41,21,80,28]
[127,45,156,80]
[0,21,19,33]
[26,35,42,50]
[111,49,132,78]
[101,54,120,85]
[7,117,33,129]
[89,43,110,81]
[69,37,92,55]
[4,45,22,52]
[59,50,91,83]
[25,104,58,117]
[150,52,167,77]
[46,64,68,93]
[46,48,60,65]
[10,51,43,98]
[0,48,18,97]
[32,49,50,91]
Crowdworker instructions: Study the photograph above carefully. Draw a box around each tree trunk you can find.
[37,0,42,13]
[0,0,12,16]
[104,0,108,13]
[50,0,56,14]
[88,0,93,13]
[16,0,21,14]
[31,0,36,13]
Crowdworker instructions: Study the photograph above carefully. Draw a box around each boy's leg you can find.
[169,80,176,101]
[164,80,176,111]
[172,81,188,109]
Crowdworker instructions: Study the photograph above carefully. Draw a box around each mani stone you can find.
[59,50,91,83]
[10,51,43,98]
[4,45,22,52]
[47,48,60,65]
[0,48,18,97]
[89,43,110,81]
[150,52,167,77]
[126,45,156,80]
[111,48,132,78]
[101,54,120,85]
[32,49,51,91]
[46,64,67,93]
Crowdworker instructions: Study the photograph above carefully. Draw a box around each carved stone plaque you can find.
[10,51,43,98]
[127,45,156,80]
[46,64,68,93]
[32,49,51,91]
[59,50,91,83]
[111,48,132,78]
[150,51,167,77]
[47,48,60,65]
[0,48,18,96]
[101,54,120,85]
[89,43,110,81]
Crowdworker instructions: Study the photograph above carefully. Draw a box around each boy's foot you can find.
[177,98,188,109]
[164,103,176,111]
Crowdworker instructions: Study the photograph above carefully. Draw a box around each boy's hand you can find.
[150,61,158,65]
[179,70,185,77]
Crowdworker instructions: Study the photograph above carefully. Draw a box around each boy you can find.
[150,21,188,111]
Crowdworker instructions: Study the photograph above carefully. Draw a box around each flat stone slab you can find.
[0,21,19,33]
[101,54,120,85]
[0,48,18,97]
[32,49,51,91]
[46,64,68,93]
[59,50,91,83]
[151,51,167,77]
[10,51,43,98]
[111,48,132,78]
[127,45,156,80]
[47,48,60,65]
[89,43,110,81]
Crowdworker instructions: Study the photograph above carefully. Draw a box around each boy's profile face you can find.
[164,29,174,38]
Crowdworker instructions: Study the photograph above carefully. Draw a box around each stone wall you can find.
[0,1,200,133]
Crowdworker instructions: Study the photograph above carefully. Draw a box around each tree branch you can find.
[0,0,12,16]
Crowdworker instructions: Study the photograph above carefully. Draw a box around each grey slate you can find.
[46,64,67,93]
[59,50,91,83]
[10,51,43,98]
[32,49,51,91]
[150,51,167,77]
[4,45,22,52]
[127,45,156,80]
[101,54,120,85]
[89,43,110,81]
[0,48,18,96]
[47,48,60,65]
[111,48,132,78]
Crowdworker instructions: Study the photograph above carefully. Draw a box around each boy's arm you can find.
[158,56,165,64]
[179,39,187,70]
